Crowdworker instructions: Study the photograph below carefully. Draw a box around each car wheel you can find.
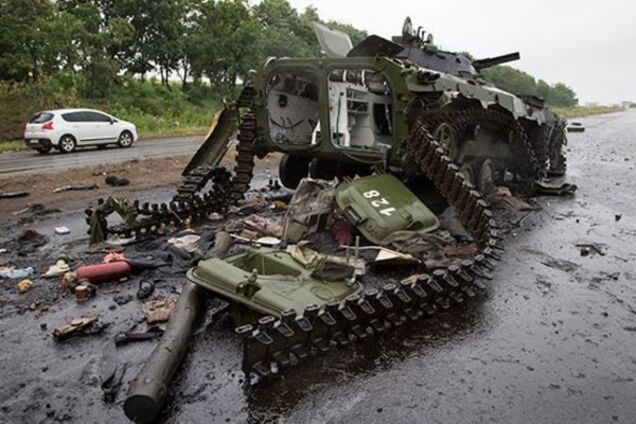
[36,146,51,154]
[118,131,134,148]
[58,135,76,153]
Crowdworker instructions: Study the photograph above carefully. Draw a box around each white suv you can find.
[24,108,138,153]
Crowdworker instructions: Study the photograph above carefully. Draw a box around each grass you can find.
[0,140,25,153]
[552,105,623,119]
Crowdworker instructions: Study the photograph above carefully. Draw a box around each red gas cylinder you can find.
[76,261,132,284]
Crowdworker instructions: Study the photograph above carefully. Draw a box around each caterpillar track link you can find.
[85,112,258,241]
[236,120,504,380]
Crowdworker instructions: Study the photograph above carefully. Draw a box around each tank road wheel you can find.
[476,158,496,195]
[434,123,460,161]
[279,154,310,189]
[459,162,476,186]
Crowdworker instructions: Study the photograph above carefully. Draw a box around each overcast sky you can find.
[282,0,635,104]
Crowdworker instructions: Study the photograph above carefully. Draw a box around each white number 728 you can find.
[363,190,396,217]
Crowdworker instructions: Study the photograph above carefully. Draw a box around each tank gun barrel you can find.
[473,52,520,70]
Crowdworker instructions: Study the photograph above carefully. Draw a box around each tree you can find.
[546,82,577,107]
[481,65,537,96]
[0,0,58,81]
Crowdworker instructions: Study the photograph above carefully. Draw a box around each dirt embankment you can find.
[0,152,281,221]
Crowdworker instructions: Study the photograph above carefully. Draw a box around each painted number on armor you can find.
[363,190,396,217]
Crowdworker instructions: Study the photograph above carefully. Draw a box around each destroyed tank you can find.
[183,17,568,202]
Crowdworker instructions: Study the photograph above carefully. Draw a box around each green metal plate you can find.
[187,247,361,317]
[335,174,440,244]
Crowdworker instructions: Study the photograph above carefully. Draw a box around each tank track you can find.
[85,109,258,240]
[235,119,503,380]
[421,107,544,182]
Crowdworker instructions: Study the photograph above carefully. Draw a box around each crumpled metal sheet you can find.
[283,178,337,242]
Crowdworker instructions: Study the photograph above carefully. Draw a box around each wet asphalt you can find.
[0,135,202,175]
[0,110,634,423]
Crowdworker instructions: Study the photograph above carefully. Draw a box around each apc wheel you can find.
[118,131,134,148]
[279,154,310,189]
[459,162,476,186]
[476,158,496,195]
[58,135,76,153]
[434,123,460,161]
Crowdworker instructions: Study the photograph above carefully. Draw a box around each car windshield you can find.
[29,112,54,123]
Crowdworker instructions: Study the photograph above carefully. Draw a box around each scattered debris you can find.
[0,266,35,280]
[43,257,71,278]
[87,197,138,245]
[487,187,533,211]
[61,271,78,289]
[330,219,353,246]
[615,214,622,222]
[53,184,99,193]
[102,364,128,403]
[576,243,607,256]
[75,260,132,284]
[283,178,336,242]
[0,191,29,198]
[105,175,130,187]
[438,207,472,242]
[137,280,155,300]
[114,293,134,305]
[541,258,580,273]
[567,122,585,132]
[0,248,6,254]
[13,204,60,216]
[75,283,97,301]
[208,212,224,221]
[55,226,71,235]
[354,246,419,266]
[167,233,201,254]
[143,296,179,323]
[287,243,363,278]
[16,279,34,294]
[243,214,283,239]
[53,316,101,340]
[254,236,282,246]
[270,200,288,211]
[115,327,164,346]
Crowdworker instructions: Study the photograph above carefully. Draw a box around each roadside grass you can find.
[553,105,623,119]
[0,140,24,153]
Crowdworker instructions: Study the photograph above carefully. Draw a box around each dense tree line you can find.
[482,66,578,107]
[0,0,576,106]
[0,0,365,97]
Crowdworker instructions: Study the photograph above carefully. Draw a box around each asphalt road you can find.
[0,135,203,175]
[0,110,634,423]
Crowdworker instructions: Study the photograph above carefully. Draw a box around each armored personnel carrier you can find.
[183,17,567,202]
[91,18,570,381]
